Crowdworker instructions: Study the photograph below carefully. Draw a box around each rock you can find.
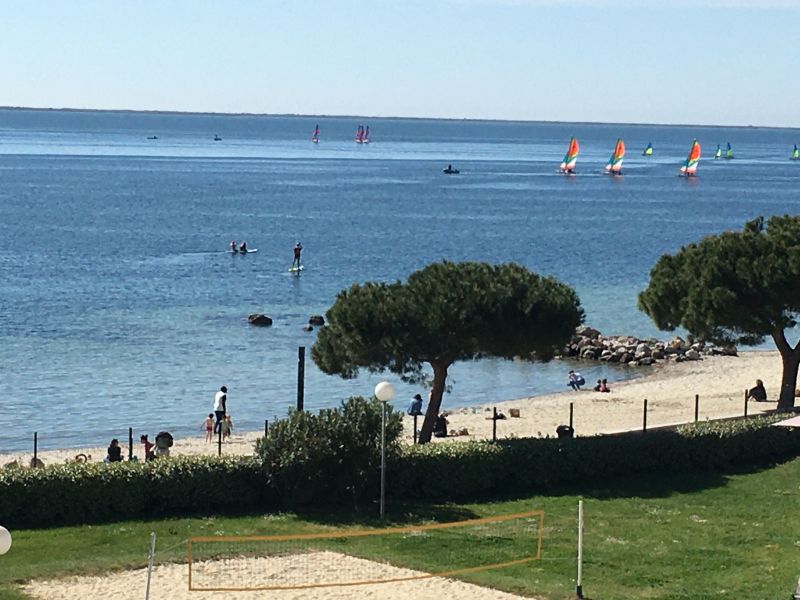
[309,315,325,326]
[638,357,655,366]
[619,352,632,364]
[302,325,314,332]
[576,325,602,339]
[651,349,665,360]
[685,349,701,360]
[581,347,600,359]
[628,360,639,367]
[248,314,273,327]
[667,336,685,352]
[509,408,521,418]
[635,343,651,357]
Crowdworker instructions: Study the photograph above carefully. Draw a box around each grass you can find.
[2,458,800,599]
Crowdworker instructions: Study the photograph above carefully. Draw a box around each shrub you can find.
[255,396,402,507]
[390,414,800,502]
[0,456,269,529]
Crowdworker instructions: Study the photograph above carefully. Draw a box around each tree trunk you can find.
[418,362,449,444]
[772,329,800,410]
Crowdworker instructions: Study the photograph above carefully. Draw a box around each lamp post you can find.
[374,381,395,520]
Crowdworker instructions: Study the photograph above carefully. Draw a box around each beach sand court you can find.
[24,551,538,599]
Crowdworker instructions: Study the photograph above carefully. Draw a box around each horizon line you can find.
[1,104,798,132]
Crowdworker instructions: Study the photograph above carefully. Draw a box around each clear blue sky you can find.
[1,0,798,126]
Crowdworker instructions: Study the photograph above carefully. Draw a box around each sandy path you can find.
[2,352,784,467]
[24,551,538,600]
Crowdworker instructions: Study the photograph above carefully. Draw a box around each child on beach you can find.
[140,434,155,461]
[203,413,214,443]
[221,415,233,441]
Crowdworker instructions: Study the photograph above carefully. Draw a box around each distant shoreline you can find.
[1,105,797,131]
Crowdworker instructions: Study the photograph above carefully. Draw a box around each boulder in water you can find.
[309,315,325,326]
[248,314,273,327]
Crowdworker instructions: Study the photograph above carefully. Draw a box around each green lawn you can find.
[2,458,800,599]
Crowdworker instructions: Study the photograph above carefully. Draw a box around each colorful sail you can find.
[714,144,722,159]
[643,142,654,156]
[559,137,579,172]
[355,125,364,143]
[792,144,799,160]
[605,138,625,173]
[312,124,320,143]
[725,142,734,160]
[363,125,370,144]
[680,140,701,176]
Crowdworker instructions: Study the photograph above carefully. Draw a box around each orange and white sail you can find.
[559,137,579,172]
[680,139,701,176]
[604,138,625,174]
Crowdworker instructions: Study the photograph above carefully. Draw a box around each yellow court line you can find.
[189,510,544,544]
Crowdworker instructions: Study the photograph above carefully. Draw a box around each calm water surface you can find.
[1,109,798,451]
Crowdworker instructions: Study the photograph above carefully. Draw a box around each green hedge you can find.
[392,414,800,501]
[1,414,798,530]
[0,456,271,529]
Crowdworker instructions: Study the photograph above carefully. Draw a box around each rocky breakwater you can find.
[559,326,737,367]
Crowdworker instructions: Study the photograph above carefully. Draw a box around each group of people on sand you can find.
[568,370,611,393]
[103,431,173,463]
[407,392,450,438]
[207,385,233,442]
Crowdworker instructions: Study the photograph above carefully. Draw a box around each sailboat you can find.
[311,124,320,144]
[679,140,701,177]
[354,125,364,143]
[714,144,722,160]
[792,145,799,161]
[559,137,579,174]
[724,142,734,160]
[643,142,654,156]
[604,139,625,175]
[363,125,370,144]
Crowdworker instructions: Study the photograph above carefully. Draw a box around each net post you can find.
[569,402,574,430]
[145,531,157,599]
[413,414,418,444]
[744,389,748,417]
[297,346,306,411]
[642,398,648,432]
[218,427,222,457]
[576,500,584,599]
[264,419,268,436]
[33,432,38,466]
[493,407,497,442]
[128,427,133,461]
[694,394,699,423]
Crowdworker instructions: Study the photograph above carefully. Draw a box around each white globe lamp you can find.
[374,381,395,403]
[374,380,394,520]
[0,526,11,555]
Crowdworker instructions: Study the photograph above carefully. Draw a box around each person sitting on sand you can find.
[593,379,603,391]
[568,370,585,391]
[408,394,424,416]
[221,415,233,440]
[747,379,768,402]
[599,378,610,393]
[433,413,449,438]
[106,439,123,463]
[202,413,214,443]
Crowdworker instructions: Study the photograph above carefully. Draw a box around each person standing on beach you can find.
[213,386,227,433]
[202,413,214,443]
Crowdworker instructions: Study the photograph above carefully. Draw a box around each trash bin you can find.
[556,425,574,439]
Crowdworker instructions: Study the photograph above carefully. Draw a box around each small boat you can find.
[559,137,579,174]
[643,142,654,156]
[147,136,158,140]
[714,144,722,160]
[311,124,320,144]
[724,142,734,160]
[792,145,799,160]
[604,138,625,175]
[443,164,460,174]
[363,125,370,144]
[679,139,701,177]
[354,125,364,143]
[213,134,222,141]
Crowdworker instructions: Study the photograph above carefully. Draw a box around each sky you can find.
[1,0,798,127]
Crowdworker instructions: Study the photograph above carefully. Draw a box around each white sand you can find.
[24,551,539,600]
[1,351,784,468]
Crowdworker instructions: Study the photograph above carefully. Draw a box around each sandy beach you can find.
[1,351,785,468]
[24,551,539,599]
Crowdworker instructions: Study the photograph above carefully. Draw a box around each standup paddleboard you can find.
[288,265,305,273]
[231,249,258,254]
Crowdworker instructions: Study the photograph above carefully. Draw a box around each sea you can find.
[1,108,798,453]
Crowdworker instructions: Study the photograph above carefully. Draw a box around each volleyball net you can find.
[188,510,544,592]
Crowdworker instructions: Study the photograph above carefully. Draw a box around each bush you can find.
[390,414,800,502]
[256,396,402,508]
[0,456,269,529]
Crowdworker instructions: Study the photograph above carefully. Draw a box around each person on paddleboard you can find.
[292,241,303,269]
[230,240,238,254]
[239,241,247,253]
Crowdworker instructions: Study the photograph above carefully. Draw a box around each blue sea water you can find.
[1,108,798,452]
